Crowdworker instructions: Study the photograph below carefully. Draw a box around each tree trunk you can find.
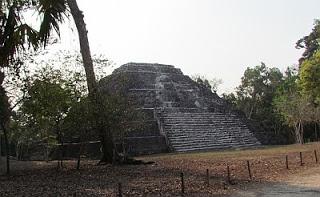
[76,134,82,170]
[1,123,10,175]
[315,123,318,141]
[56,125,63,169]
[76,142,82,170]
[99,130,114,163]
[247,94,257,120]
[0,71,11,175]
[66,0,114,163]
[294,121,303,144]
[294,122,301,144]
[45,140,49,162]
[300,120,304,144]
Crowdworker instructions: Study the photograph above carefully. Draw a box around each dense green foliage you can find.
[6,63,143,161]
[224,20,320,144]
[11,68,77,159]
[224,63,285,139]
[0,0,69,174]
[227,21,319,144]
[273,68,304,143]
[299,51,320,104]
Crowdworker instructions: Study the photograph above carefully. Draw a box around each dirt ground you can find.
[1,143,320,196]
[232,166,320,197]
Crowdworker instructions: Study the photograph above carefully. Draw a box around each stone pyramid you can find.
[99,63,261,154]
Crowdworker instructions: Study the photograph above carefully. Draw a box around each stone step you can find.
[174,143,259,152]
[168,136,233,142]
[168,134,257,142]
[165,121,244,124]
[164,118,239,122]
[170,140,260,148]
[171,141,258,149]
[167,129,229,133]
[160,110,260,152]
[163,117,237,120]
[164,118,235,122]
[163,115,233,119]
[167,135,258,143]
[163,114,236,117]
[164,124,244,128]
[164,125,252,130]
[165,128,248,133]
[163,112,237,116]
[167,133,255,139]
[173,141,259,150]
[164,116,240,119]
[165,127,250,132]
[167,132,234,137]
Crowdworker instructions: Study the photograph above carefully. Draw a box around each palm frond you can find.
[1,23,39,67]
[37,0,68,47]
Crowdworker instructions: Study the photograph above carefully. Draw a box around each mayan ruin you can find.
[99,63,261,154]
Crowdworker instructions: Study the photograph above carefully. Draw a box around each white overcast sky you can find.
[57,0,320,93]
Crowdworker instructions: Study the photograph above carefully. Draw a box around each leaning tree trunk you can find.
[66,0,114,163]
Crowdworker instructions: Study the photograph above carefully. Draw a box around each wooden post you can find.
[112,149,117,165]
[118,182,122,197]
[247,160,252,180]
[206,169,210,186]
[285,155,289,169]
[227,165,231,184]
[300,152,303,166]
[180,172,185,195]
[314,150,318,163]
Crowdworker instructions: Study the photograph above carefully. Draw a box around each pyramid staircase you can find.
[161,109,261,152]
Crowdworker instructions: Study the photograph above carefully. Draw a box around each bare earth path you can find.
[233,166,320,197]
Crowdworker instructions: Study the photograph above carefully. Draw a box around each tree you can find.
[63,92,144,167]
[1,0,115,170]
[223,63,287,143]
[19,67,76,161]
[60,0,114,163]
[61,97,94,169]
[233,63,283,120]
[296,19,320,64]
[0,0,41,174]
[273,68,301,143]
[191,75,222,93]
[299,50,320,104]
[273,92,312,144]
[296,21,320,141]
[60,72,145,167]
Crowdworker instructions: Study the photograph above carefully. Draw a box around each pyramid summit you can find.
[99,63,261,154]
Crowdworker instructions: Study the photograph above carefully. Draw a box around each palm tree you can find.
[65,0,114,163]
[0,0,40,175]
